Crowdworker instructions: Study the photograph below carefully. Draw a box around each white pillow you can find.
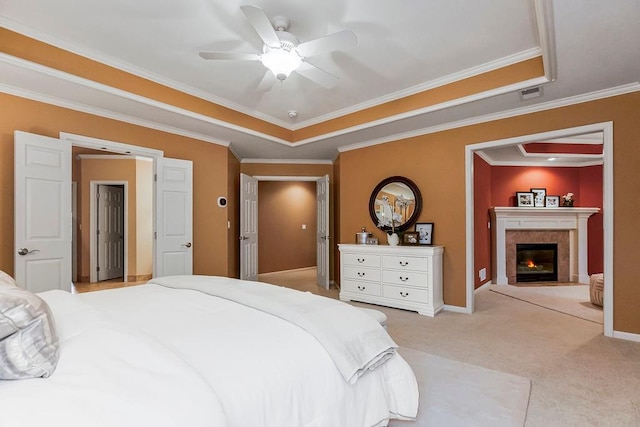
[0,273,60,380]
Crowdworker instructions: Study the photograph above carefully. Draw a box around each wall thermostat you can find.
[217,196,227,207]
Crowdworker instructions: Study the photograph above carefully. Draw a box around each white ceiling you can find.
[0,0,638,161]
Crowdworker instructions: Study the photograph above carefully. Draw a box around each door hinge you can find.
[96,266,100,272]
[154,231,157,239]
[154,174,157,182]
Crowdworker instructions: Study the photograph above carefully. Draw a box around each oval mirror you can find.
[369,176,422,233]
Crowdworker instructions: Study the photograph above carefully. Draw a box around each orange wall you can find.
[258,181,317,273]
[0,93,231,278]
[78,157,138,281]
[338,92,640,335]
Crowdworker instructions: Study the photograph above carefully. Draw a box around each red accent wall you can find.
[473,162,604,280]
[473,155,493,288]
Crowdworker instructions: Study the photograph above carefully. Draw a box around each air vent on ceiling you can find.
[519,85,543,101]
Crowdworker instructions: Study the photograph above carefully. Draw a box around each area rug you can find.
[389,347,531,427]
[488,284,603,324]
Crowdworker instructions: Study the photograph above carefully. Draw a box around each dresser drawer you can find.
[382,285,430,304]
[382,255,428,272]
[343,265,381,282]
[382,270,429,288]
[342,279,381,296]
[342,253,381,268]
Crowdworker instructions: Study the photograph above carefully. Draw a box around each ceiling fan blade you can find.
[296,62,339,88]
[199,52,261,61]
[297,30,357,57]
[240,5,281,48]
[256,70,275,92]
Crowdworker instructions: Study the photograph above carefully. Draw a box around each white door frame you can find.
[464,122,614,337]
[60,132,164,278]
[90,181,128,283]
[253,175,332,284]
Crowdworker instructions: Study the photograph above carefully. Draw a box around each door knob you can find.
[239,236,249,240]
[182,242,192,248]
[18,248,39,256]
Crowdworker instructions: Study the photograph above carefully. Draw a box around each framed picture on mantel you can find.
[516,192,534,207]
[530,188,546,207]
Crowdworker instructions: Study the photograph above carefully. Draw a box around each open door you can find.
[14,131,72,292]
[97,184,125,281]
[155,157,193,277]
[316,175,330,289]
[239,173,258,281]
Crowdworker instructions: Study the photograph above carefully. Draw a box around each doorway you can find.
[464,122,613,336]
[95,183,125,281]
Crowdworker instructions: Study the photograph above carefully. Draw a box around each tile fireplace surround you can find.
[490,207,600,285]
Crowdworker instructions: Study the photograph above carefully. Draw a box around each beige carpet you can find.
[489,284,603,324]
[390,347,531,427]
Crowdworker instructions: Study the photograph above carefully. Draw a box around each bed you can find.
[0,272,419,427]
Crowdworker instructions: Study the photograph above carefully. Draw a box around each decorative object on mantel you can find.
[545,195,560,208]
[516,191,534,207]
[530,188,546,207]
[561,192,574,207]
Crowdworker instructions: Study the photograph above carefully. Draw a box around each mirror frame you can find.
[369,176,422,233]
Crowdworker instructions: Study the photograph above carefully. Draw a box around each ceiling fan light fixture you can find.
[261,46,302,81]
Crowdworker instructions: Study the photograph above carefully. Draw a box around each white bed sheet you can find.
[0,282,418,427]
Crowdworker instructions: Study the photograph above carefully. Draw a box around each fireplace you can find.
[516,243,558,283]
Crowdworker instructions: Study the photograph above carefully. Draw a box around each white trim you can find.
[0,17,289,128]
[533,0,557,82]
[443,304,469,314]
[242,158,333,165]
[253,175,323,182]
[61,132,163,157]
[475,280,493,292]
[612,330,640,343]
[339,83,639,153]
[291,47,542,130]
[305,76,549,148]
[76,154,153,162]
[465,121,614,338]
[90,181,128,283]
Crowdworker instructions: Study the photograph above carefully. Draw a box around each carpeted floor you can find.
[488,284,603,324]
[390,347,530,427]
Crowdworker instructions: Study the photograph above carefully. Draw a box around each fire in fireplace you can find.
[516,243,558,283]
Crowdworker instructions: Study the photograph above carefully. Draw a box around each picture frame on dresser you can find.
[530,187,546,207]
[516,191,534,207]
[402,231,419,245]
[415,222,434,245]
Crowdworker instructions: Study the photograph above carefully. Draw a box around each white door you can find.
[14,131,72,292]
[316,175,330,289]
[239,173,258,281]
[155,158,193,277]
[97,185,124,281]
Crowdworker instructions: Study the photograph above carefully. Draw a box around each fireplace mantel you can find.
[490,207,599,285]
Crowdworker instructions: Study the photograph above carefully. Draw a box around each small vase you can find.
[387,233,399,246]
[562,200,574,207]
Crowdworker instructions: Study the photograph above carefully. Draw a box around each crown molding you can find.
[338,82,640,153]
[241,158,333,165]
[291,47,543,130]
[0,16,290,128]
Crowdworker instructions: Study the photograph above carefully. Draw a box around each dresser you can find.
[338,244,444,316]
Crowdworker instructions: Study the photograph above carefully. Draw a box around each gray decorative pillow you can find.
[0,276,60,380]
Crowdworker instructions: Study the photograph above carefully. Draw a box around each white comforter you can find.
[0,279,418,427]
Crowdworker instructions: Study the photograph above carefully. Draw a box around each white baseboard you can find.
[475,280,493,292]
[612,330,640,343]
[443,304,471,314]
[258,266,316,276]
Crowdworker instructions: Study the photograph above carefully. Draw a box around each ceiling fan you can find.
[199,5,357,88]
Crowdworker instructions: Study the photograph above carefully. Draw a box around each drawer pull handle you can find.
[357,258,365,263]
[357,285,366,291]
[399,261,409,266]
[400,291,409,297]
[357,272,366,277]
[400,276,409,282]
